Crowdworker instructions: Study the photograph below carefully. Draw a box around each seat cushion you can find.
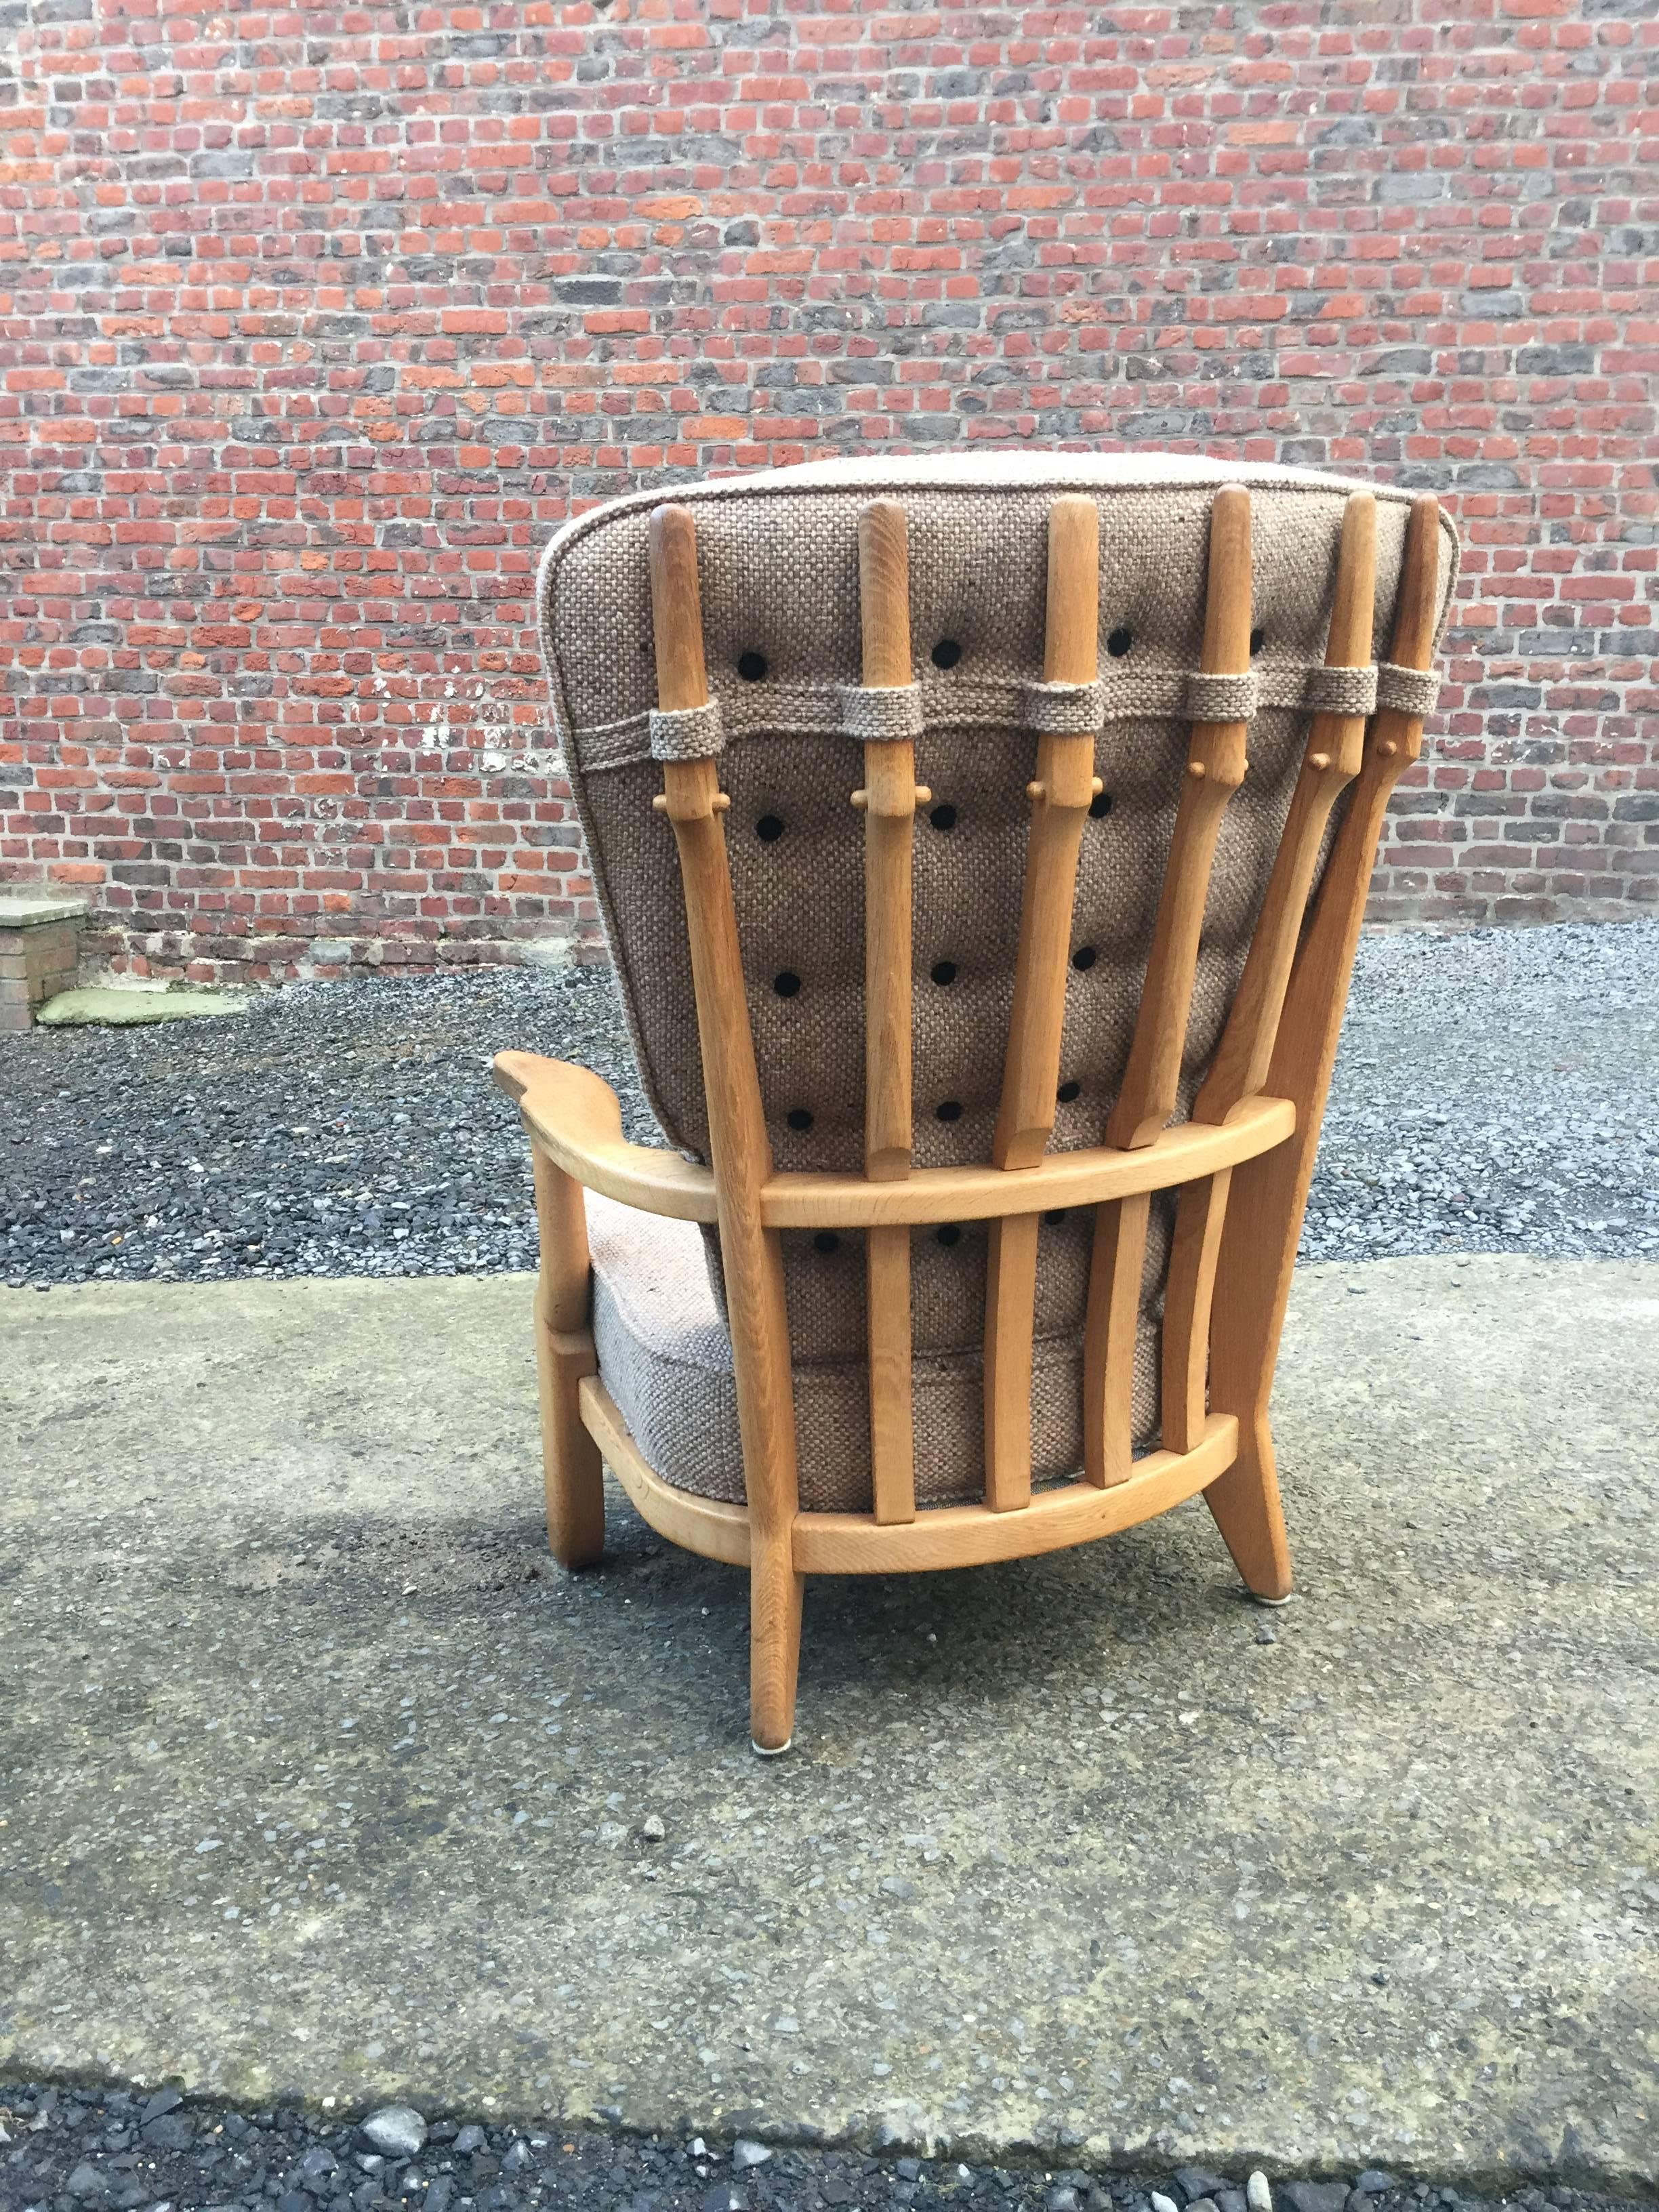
[588,1194,1159,1513]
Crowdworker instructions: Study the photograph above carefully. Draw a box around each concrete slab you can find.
[0,893,89,929]
[35,985,247,1027]
[1,1258,1654,2189]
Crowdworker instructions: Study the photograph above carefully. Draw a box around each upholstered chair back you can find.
[538,455,1458,1513]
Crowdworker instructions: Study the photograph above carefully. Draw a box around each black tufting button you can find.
[935,1099,962,1122]
[813,1231,840,1255]
[1057,1080,1081,1103]
[785,1107,813,1132]
[929,802,958,831]
[756,814,785,842]
[1044,1210,1067,1226]
[930,638,962,670]
[1250,627,1265,657]
[1088,790,1113,819]
[1106,627,1133,659]
[773,970,801,998]
[737,650,768,681]
[930,960,957,986]
[1071,945,1097,971]
[935,1223,962,1248]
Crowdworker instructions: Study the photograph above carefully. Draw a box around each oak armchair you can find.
[496,454,1456,1753]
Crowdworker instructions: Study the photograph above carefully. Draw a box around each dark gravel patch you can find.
[0,2085,1645,2212]
[0,966,641,1290]
[3,921,1656,1292]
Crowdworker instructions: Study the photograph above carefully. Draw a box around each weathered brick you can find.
[0,1,1647,979]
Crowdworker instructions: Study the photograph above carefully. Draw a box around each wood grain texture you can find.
[857,495,914,690]
[650,504,804,1751]
[496,1051,719,1219]
[582,1370,1239,1578]
[1160,1164,1232,1454]
[981,497,1100,1510]
[982,1212,1039,1512]
[1082,1189,1149,1488]
[857,499,918,1526]
[1193,490,1377,1129]
[499,1052,1294,1227]
[867,1221,916,1525]
[798,1413,1238,1573]
[648,501,710,713]
[1084,489,1253,1494]
[992,495,1101,1171]
[530,1145,605,1568]
[1105,485,1254,1153]
[1157,491,1376,1500]
[581,1374,752,1567]
[1203,493,1441,1600]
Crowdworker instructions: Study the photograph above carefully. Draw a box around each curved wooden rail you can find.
[498,1052,1297,1230]
[495,1051,718,1218]
[581,1373,1239,1576]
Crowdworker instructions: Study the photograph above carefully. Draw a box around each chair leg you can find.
[531,1148,605,1569]
[750,1534,803,1754]
[1204,1408,1293,1601]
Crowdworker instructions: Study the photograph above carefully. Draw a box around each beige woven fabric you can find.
[541,453,1459,1515]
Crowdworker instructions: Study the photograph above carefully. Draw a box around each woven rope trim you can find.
[1305,663,1378,717]
[1376,661,1442,717]
[648,700,726,762]
[574,657,1439,770]
[838,683,926,741]
[1183,670,1258,723]
[1019,678,1105,735]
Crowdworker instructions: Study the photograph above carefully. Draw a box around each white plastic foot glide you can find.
[751,1736,793,1758]
[1249,1589,1294,1607]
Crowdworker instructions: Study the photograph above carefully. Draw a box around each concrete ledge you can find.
[1,1257,1654,2188]
[0,892,91,928]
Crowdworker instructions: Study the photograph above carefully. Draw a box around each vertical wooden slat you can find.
[1080,1187,1150,1490]
[1103,488,1255,1151]
[1160,490,1378,1455]
[649,503,804,1752]
[1081,487,1253,1486]
[983,495,1101,1513]
[530,1143,605,1567]
[991,496,1102,1170]
[857,499,920,1526]
[1204,494,1442,1597]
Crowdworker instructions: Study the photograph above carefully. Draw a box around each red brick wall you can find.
[2,0,1654,983]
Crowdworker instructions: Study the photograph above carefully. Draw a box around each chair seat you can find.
[588,1194,1158,1515]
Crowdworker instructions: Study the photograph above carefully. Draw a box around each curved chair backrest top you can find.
[537,452,1458,1517]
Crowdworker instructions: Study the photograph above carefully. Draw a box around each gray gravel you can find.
[3,921,1655,1290]
[0,2087,1645,2212]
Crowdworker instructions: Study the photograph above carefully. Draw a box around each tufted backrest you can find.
[539,453,1458,1504]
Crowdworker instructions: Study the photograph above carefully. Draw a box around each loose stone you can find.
[1176,2175,1233,2203]
[359,2112,426,2163]
[1247,2175,1273,2212]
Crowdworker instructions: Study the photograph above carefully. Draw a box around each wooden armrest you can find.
[493,1052,718,1221]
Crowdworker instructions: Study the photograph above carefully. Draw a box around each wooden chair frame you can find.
[495,484,1443,1752]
